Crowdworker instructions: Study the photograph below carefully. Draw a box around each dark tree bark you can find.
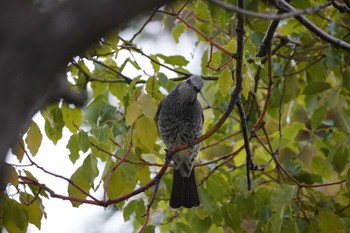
[0,0,173,183]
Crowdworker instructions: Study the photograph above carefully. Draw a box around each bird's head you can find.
[174,75,203,103]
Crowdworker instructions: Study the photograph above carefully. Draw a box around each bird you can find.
[156,75,204,208]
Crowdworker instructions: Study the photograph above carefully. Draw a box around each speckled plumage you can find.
[156,75,204,208]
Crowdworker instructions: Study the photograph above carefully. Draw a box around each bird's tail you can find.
[170,168,200,208]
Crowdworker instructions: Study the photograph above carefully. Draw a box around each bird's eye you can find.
[186,79,200,92]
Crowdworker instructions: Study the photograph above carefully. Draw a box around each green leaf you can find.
[138,93,158,119]
[346,169,350,191]
[325,48,341,69]
[91,80,108,97]
[66,131,89,164]
[311,106,327,129]
[2,198,28,233]
[20,193,43,229]
[157,73,176,92]
[210,51,222,68]
[134,199,146,225]
[109,83,128,101]
[61,103,82,133]
[333,147,349,174]
[4,164,18,186]
[218,67,233,96]
[319,208,344,233]
[145,76,161,98]
[150,54,160,72]
[293,0,310,8]
[67,134,80,163]
[172,23,186,43]
[104,30,119,50]
[142,225,155,233]
[42,104,64,144]
[68,166,90,207]
[191,216,211,232]
[222,202,241,230]
[125,101,142,126]
[11,138,24,162]
[135,116,157,150]
[343,68,350,93]
[312,156,331,179]
[82,154,99,189]
[156,54,189,66]
[206,173,227,200]
[135,165,150,186]
[303,82,331,95]
[306,61,325,82]
[266,207,284,233]
[195,1,212,21]
[106,167,131,198]
[224,38,237,52]
[25,121,42,156]
[123,200,137,221]
[83,95,109,123]
[91,124,110,143]
[271,185,297,209]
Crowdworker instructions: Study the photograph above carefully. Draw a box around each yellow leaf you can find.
[135,117,157,150]
[125,101,141,126]
[242,73,253,99]
[224,38,237,52]
[25,121,42,156]
[219,67,233,96]
[138,93,158,119]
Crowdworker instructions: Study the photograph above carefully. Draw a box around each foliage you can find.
[2,0,350,232]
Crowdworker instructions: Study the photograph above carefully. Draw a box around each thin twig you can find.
[103,123,135,202]
[18,140,100,203]
[139,179,160,233]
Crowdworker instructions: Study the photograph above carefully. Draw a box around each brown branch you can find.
[103,123,135,202]
[130,8,160,43]
[198,147,243,186]
[274,158,345,189]
[85,57,133,83]
[118,36,190,76]
[18,140,100,203]
[19,160,170,208]
[206,43,234,71]
[108,162,169,204]
[139,179,160,233]
[196,145,244,167]
[252,48,273,132]
[19,176,103,206]
[276,57,325,78]
[200,131,241,151]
